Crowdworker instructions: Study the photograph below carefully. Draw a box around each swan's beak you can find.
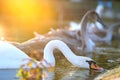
[90,62,104,71]
[97,16,106,28]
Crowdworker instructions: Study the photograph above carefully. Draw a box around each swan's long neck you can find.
[80,15,95,52]
[43,40,78,67]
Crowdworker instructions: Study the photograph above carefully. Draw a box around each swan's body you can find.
[0,40,103,70]
[0,41,31,69]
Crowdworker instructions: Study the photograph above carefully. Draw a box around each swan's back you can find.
[0,41,30,69]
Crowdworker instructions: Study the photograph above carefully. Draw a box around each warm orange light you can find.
[0,24,5,40]
[7,0,39,21]
[1,0,56,34]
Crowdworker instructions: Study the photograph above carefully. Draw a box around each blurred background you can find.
[0,0,120,42]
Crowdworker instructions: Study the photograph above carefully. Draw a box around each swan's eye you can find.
[86,60,96,66]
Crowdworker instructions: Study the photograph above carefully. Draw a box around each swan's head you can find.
[86,10,106,28]
[76,56,104,71]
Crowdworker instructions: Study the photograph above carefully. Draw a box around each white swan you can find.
[0,41,33,69]
[0,40,103,70]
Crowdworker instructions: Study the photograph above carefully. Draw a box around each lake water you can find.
[0,69,18,80]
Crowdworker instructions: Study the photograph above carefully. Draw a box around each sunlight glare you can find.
[0,24,5,40]
[1,0,56,34]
